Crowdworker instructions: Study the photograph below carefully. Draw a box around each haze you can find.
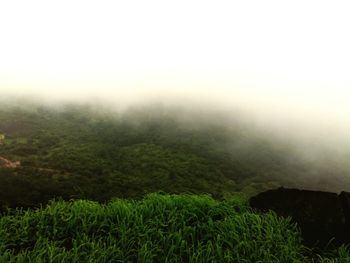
[1,1,350,145]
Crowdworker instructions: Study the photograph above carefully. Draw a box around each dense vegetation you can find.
[1,193,348,262]
[1,100,350,261]
[0,101,349,210]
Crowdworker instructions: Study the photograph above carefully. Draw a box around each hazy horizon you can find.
[1,1,350,152]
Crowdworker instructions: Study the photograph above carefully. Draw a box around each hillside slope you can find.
[0,102,349,209]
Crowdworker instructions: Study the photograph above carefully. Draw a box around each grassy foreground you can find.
[0,193,349,262]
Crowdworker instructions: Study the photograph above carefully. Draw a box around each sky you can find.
[1,0,350,128]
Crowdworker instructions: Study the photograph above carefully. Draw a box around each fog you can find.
[2,86,350,146]
[1,1,350,190]
[1,86,350,193]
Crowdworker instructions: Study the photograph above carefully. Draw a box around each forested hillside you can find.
[0,101,349,210]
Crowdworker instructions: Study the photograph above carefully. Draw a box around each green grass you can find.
[0,193,349,262]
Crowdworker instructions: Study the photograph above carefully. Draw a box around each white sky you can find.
[0,0,350,125]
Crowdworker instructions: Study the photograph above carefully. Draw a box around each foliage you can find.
[0,193,310,262]
[1,193,348,262]
[1,103,346,210]
[0,102,349,262]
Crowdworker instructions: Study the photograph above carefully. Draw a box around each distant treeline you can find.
[0,103,349,210]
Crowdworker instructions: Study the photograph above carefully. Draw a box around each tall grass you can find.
[0,193,348,262]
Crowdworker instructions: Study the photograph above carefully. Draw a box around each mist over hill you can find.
[0,96,350,210]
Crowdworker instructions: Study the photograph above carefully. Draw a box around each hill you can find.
[0,101,349,209]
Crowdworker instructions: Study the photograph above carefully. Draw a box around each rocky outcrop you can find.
[0,156,20,169]
[250,187,350,248]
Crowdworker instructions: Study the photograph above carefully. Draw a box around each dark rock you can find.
[250,187,350,248]
[340,192,350,224]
